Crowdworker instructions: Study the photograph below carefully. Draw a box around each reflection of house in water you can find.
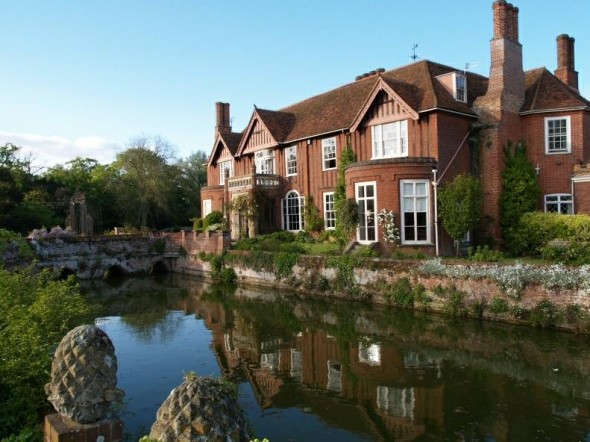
[190,297,444,440]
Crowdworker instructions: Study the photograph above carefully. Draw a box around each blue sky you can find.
[2,0,589,169]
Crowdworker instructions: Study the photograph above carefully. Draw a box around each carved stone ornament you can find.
[149,375,250,442]
[45,325,124,423]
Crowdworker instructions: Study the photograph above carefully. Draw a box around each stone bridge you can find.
[32,231,230,279]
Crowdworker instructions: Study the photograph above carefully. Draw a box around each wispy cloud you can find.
[0,131,120,171]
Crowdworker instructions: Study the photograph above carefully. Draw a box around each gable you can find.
[350,78,419,132]
[238,116,278,156]
[207,135,236,167]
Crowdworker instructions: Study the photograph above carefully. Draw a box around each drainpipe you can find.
[432,167,439,257]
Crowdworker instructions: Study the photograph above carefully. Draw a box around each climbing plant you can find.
[334,145,358,244]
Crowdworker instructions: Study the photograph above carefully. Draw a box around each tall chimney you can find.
[472,0,525,244]
[215,102,231,134]
[554,34,579,91]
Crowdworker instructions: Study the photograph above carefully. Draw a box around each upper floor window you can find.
[322,137,337,170]
[219,160,233,185]
[323,192,336,230]
[285,145,297,176]
[455,73,467,102]
[545,116,571,154]
[372,120,408,159]
[255,149,275,175]
[545,194,573,214]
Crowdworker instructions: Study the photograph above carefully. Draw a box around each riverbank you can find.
[172,251,590,333]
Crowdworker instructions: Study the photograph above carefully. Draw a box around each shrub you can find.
[203,211,224,231]
[0,268,92,438]
[468,245,503,262]
[530,299,557,328]
[386,277,414,308]
[489,297,509,314]
[273,252,299,280]
[304,195,324,233]
[193,218,204,232]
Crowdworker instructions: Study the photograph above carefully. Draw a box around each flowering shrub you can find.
[376,209,400,245]
[418,259,590,298]
[28,226,77,242]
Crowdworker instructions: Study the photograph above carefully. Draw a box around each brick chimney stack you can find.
[215,102,231,134]
[473,1,526,244]
[554,34,579,92]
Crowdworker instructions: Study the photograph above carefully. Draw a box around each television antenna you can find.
[464,61,479,73]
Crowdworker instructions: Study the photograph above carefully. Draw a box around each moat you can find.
[83,274,590,441]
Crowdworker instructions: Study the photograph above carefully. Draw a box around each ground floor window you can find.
[282,190,304,231]
[545,194,573,214]
[401,180,429,244]
[323,192,336,230]
[356,182,377,243]
[202,199,212,217]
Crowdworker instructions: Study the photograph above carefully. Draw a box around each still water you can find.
[81,274,590,442]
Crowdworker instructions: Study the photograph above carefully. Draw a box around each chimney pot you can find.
[555,34,578,90]
[215,102,231,133]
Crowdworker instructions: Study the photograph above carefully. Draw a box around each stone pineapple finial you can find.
[45,324,124,424]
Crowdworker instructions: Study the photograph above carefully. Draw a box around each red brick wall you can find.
[200,186,225,215]
[168,230,231,254]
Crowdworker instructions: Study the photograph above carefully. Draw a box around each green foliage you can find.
[509,212,590,260]
[193,218,204,232]
[386,277,414,308]
[334,145,358,244]
[0,268,92,438]
[353,245,377,257]
[326,255,360,294]
[0,229,36,261]
[203,210,225,231]
[468,245,503,262]
[304,195,324,233]
[500,142,541,252]
[489,297,509,314]
[273,252,299,280]
[438,174,482,256]
[440,285,467,317]
[151,238,166,254]
[233,231,306,253]
[530,299,557,328]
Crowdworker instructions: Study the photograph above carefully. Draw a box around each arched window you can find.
[282,190,303,231]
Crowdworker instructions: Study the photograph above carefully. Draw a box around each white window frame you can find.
[281,190,304,231]
[285,145,297,176]
[400,180,430,245]
[545,116,571,154]
[255,149,275,175]
[356,181,377,244]
[454,72,467,102]
[219,160,233,185]
[202,199,212,217]
[544,193,573,214]
[371,120,408,159]
[322,137,337,171]
[323,192,336,230]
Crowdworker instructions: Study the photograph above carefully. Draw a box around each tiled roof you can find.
[221,131,243,155]
[255,108,296,143]
[270,60,489,143]
[523,68,590,112]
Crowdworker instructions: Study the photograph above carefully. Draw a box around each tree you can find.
[171,151,208,225]
[113,136,176,229]
[438,174,483,256]
[500,141,541,253]
[334,145,358,244]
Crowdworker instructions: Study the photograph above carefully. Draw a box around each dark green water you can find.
[82,274,590,442]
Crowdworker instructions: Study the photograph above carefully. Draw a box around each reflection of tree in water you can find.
[121,310,185,344]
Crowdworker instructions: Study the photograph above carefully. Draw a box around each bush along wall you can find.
[192,251,590,334]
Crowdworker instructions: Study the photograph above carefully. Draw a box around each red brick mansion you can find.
[201,0,590,254]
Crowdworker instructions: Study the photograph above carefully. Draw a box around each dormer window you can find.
[455,73,467,102]
[435,71,467,103]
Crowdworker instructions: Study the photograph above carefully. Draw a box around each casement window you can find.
[372,120,408,159]
[356,182,377,243]
[545,194,573,214]
[400,180,429,244]
[545,116,571,154]
[285,145,297,176]
[202,199,212,217]
[322,137,337,170]
[282,190,304,231]
[455,73,467,102]
[326,361,342,392]
[323,192,336,230]
[255,149,275,174]
[219,160,233,184]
